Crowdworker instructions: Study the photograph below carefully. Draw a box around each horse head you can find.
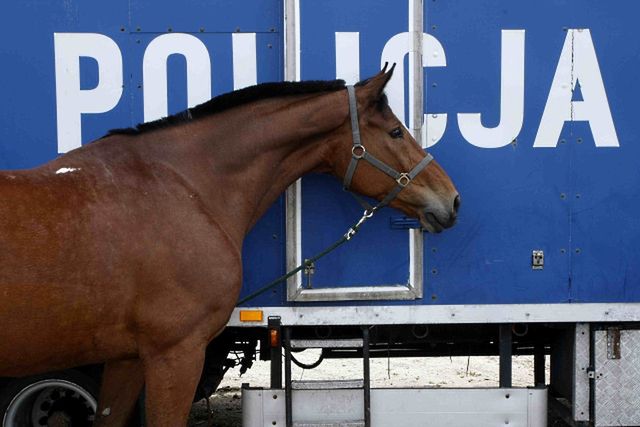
[333,66,459,233]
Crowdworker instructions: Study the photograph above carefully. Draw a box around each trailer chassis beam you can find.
[499,324,512,388]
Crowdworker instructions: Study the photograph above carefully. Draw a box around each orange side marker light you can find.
[239,310,263,322]
[269,328,280,347]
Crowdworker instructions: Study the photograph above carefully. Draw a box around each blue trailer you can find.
[1,0,640,426]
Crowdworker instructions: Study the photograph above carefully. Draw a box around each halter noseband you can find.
[342,85,434,211]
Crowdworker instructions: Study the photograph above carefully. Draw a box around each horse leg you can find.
[142,338,207,427]
[94,359,144,427]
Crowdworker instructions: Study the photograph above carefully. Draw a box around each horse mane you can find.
[106,79,352,136]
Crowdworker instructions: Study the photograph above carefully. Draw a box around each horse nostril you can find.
[453,194,461,214]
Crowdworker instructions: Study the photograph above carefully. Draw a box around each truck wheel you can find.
[0,370,98,427]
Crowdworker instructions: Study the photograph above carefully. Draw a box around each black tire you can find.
[0,370,98,427]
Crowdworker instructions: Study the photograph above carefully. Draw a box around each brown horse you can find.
[0,67,458,426]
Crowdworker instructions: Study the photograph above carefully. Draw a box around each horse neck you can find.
[143,90,349,243]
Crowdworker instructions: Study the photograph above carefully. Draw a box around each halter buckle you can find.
[396,173,411,187]
[351,144,366,159]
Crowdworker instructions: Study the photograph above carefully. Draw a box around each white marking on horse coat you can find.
[55,167,80,174]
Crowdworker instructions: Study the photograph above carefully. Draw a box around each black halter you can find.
[342,85,434,212]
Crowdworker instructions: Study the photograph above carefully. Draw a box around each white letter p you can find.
[54,33,123,153]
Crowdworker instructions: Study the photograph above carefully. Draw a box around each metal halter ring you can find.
[351,144,366,159]
[396,173,411,187]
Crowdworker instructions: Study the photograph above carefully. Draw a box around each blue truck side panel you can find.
[1,1,639,309]
[425,0,640,304]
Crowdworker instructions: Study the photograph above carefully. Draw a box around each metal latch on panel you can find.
[531,250,544,270]
[390,216,421,230]
[606,328,621,359]
[303,260,315,289]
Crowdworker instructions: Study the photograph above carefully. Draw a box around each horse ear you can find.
[359,63,396,105]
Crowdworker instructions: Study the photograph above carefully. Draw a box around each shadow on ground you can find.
[188,387,242,427]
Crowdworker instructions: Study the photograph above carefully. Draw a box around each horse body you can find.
[0,68,459,425]
[0,127,248,368]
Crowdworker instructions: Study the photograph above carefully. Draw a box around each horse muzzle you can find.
[420,194,460,233]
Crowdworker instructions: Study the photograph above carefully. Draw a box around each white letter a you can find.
[534,29,619,148]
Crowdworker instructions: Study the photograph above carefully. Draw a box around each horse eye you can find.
[389,127,403,139]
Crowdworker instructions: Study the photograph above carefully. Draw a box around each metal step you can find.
[292,379,364,390]
[290,338,363,349]
[293,421,364,427]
